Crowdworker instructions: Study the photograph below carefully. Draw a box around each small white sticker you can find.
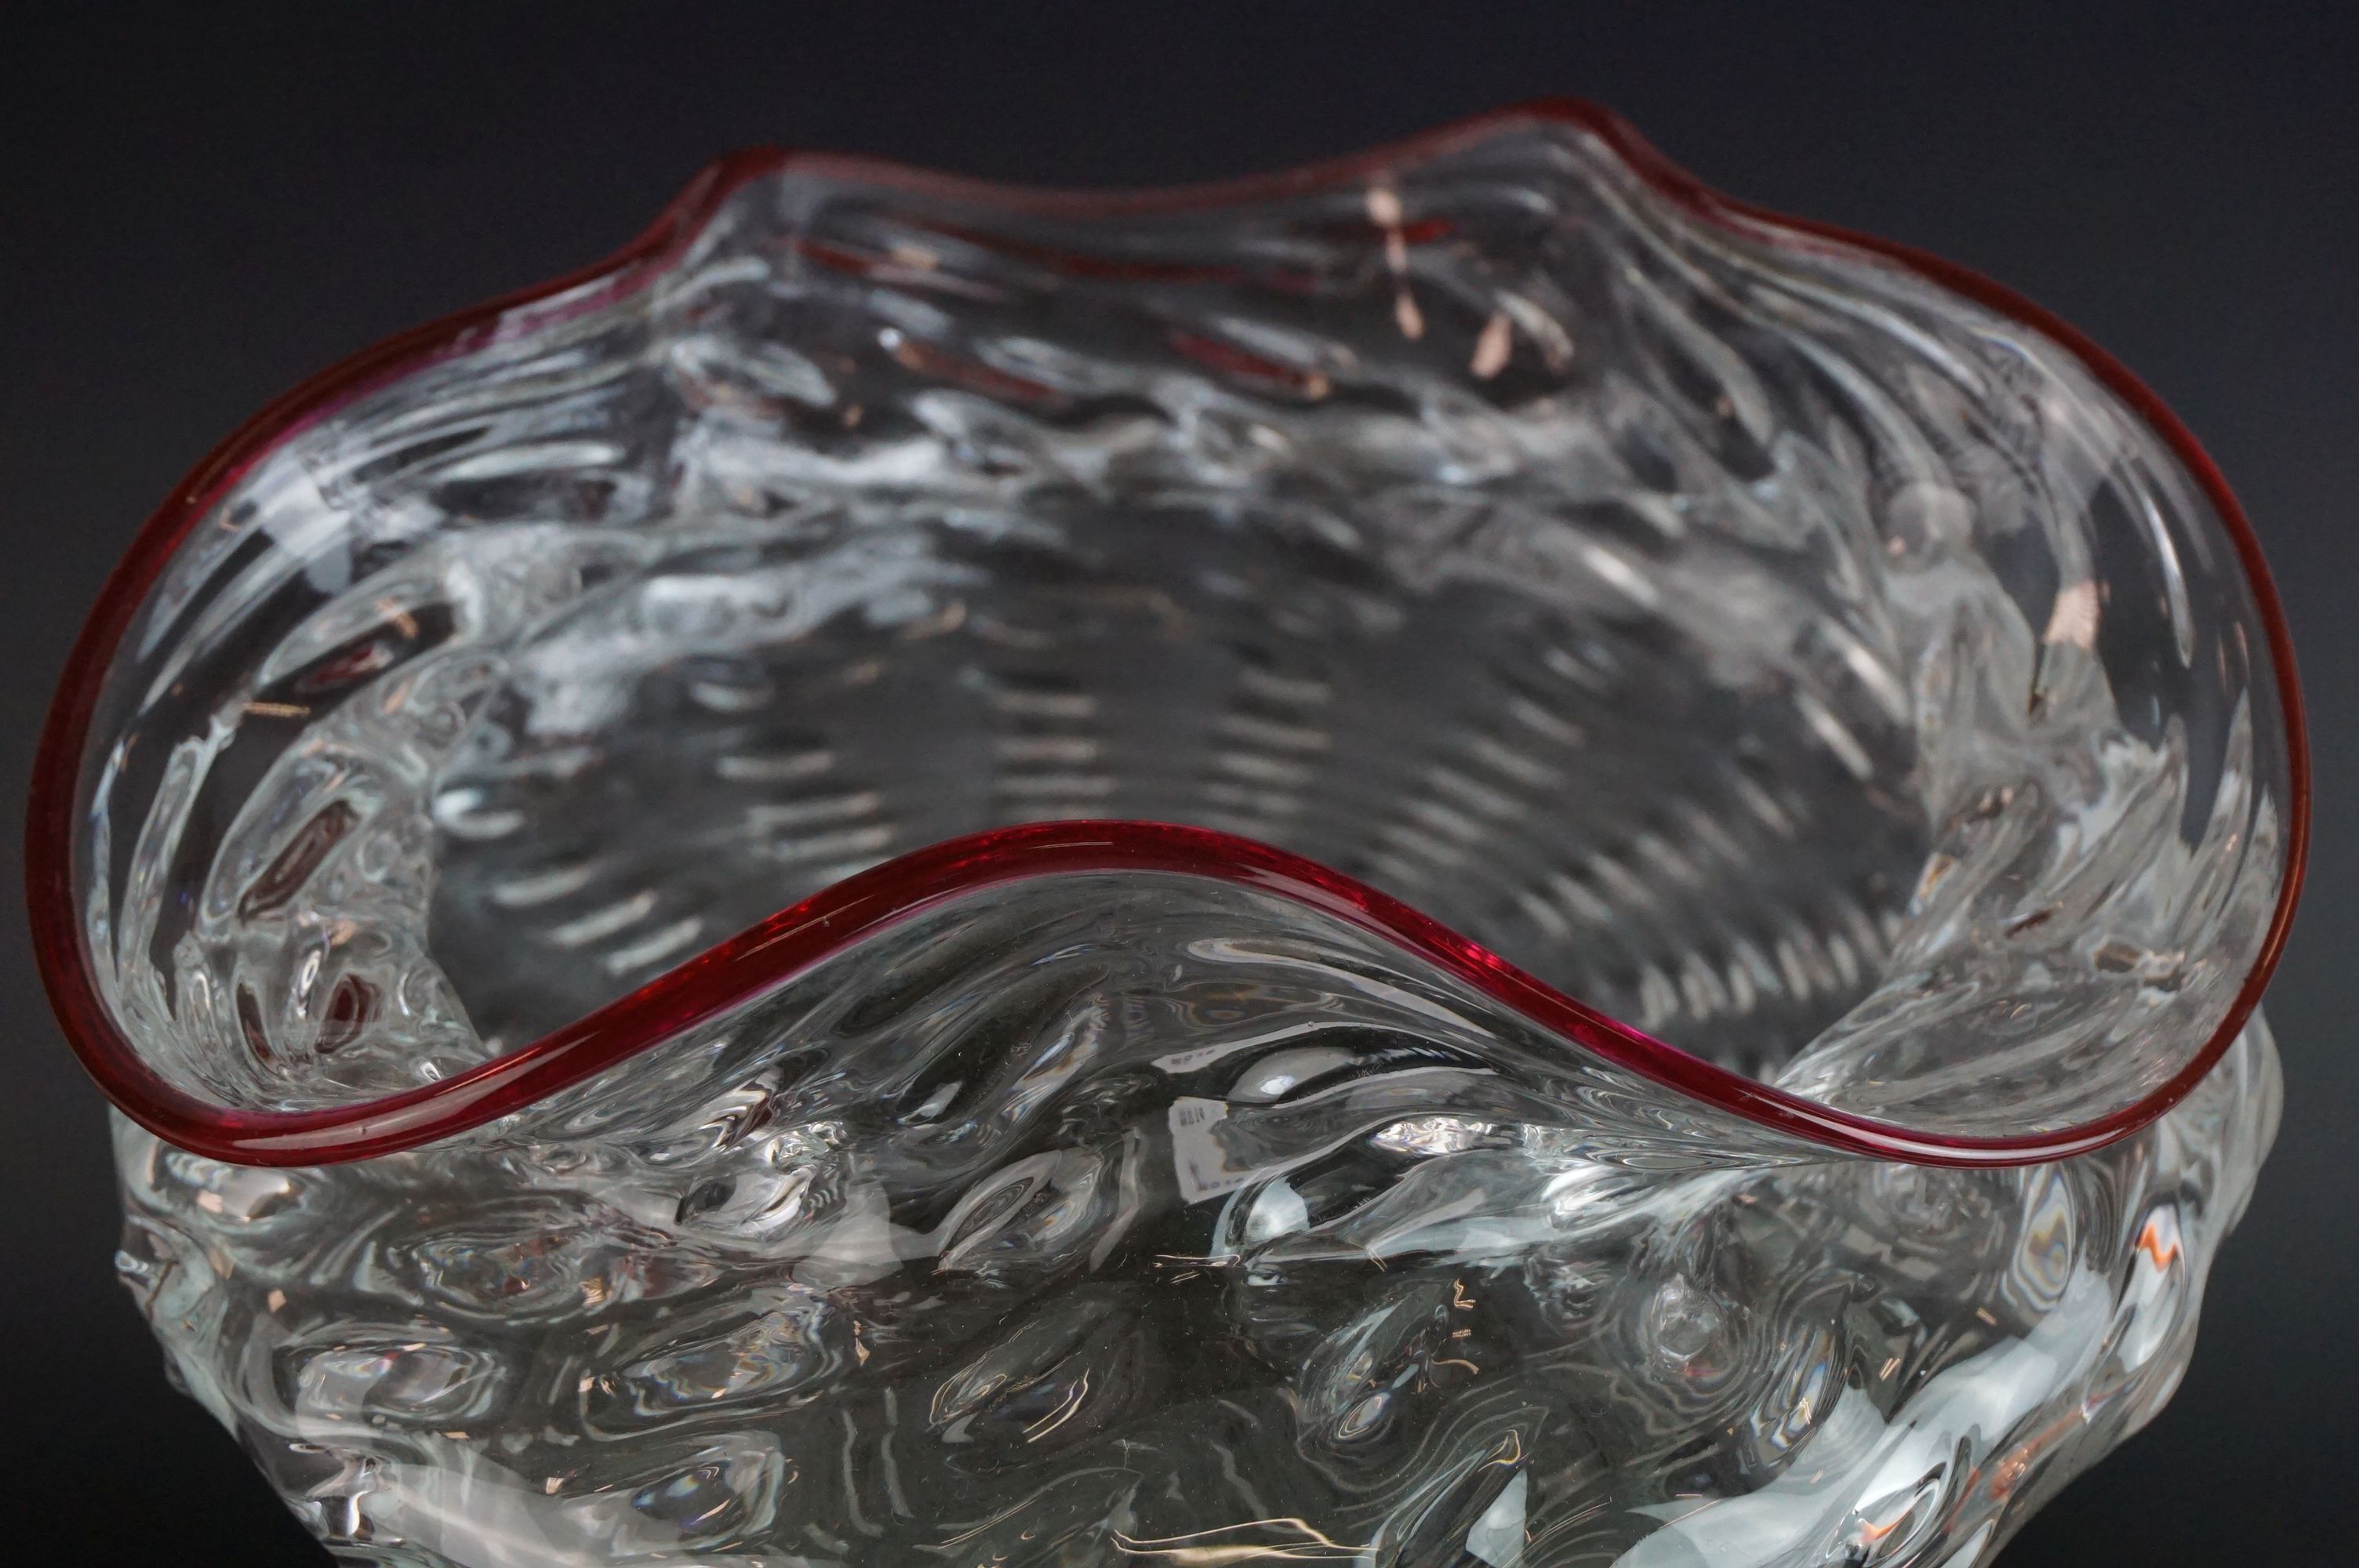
[1167,1096,1256,1203]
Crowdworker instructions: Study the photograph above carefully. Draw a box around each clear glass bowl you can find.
[30,102,2305,1567]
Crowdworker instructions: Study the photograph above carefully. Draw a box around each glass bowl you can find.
[29,101,2305,1567]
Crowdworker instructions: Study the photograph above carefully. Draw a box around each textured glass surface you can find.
[55,111,2297,1566]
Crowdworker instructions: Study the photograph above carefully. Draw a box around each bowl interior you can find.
[427,489,1928,1078]
[64,114,2295,1141]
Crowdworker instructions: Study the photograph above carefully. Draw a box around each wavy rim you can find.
[26,100,2309,1169]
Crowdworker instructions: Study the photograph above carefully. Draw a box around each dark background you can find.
[3,7,2351,1563]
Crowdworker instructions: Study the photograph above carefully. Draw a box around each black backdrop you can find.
[4,7,2353,1563]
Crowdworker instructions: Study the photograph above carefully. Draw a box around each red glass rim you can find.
[25,100,2310,1170]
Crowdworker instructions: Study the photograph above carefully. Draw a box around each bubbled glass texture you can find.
[77,114,2292,1566]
